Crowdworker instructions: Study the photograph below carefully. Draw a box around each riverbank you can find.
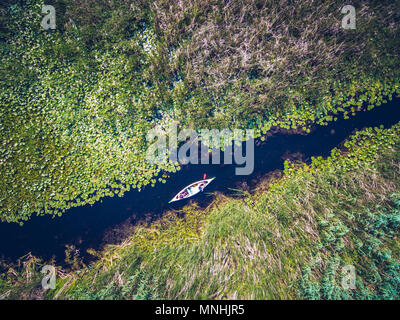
[1,120,399,300]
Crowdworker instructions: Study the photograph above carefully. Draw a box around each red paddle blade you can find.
[203,173,207,180]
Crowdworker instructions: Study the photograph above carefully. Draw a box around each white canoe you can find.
[168,177,215,203]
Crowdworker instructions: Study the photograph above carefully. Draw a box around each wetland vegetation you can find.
[1,121,400,299]
[1,0,399,222]
[1,0,400,300]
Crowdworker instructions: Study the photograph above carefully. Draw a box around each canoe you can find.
[168,177,215,203]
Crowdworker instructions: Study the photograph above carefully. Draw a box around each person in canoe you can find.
[169,176,215,203]
[179,189,189,199]
[198,183,205,192]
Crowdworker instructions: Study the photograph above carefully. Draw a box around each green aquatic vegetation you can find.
[0,1,178,222]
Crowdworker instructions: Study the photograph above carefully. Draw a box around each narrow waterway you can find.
[0,98,399,265]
